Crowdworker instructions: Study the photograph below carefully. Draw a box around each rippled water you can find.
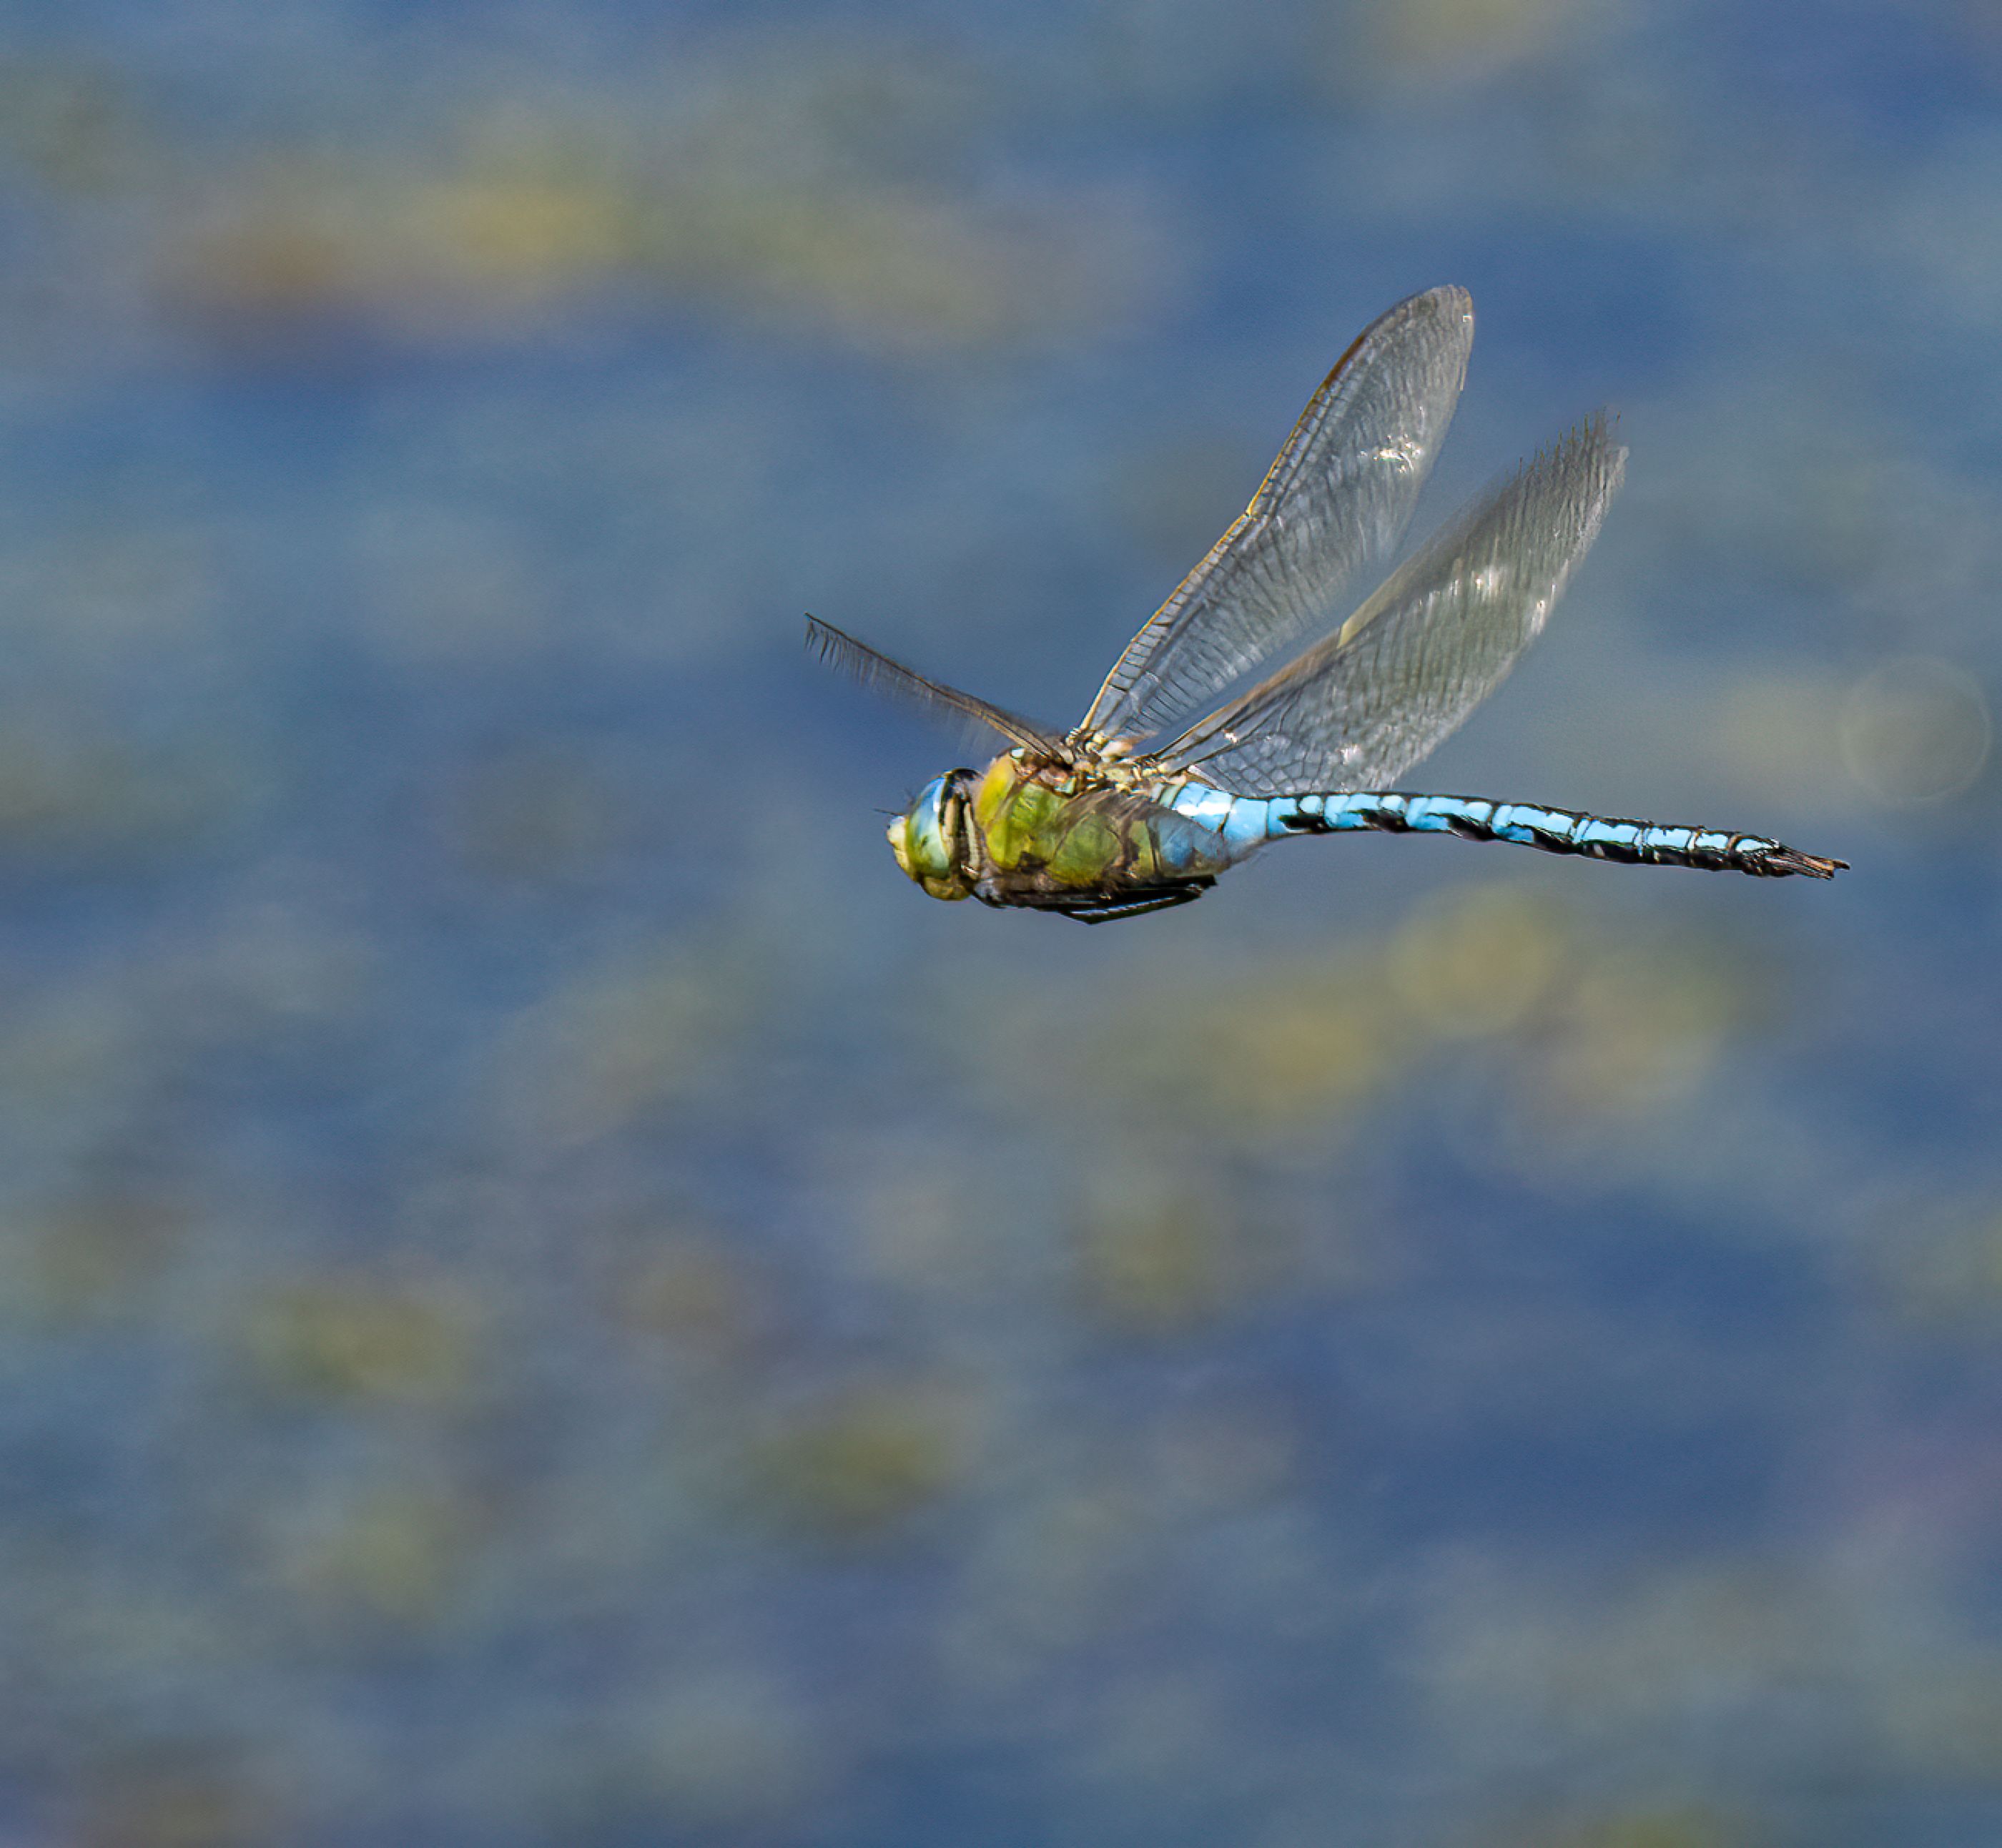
[2,4,1999,1844]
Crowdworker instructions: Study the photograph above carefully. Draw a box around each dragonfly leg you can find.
[1059,882,1212,923]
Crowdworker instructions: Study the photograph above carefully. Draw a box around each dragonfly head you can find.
[888,770,977,901]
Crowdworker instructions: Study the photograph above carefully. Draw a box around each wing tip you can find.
[1426,282,1474,327]
[1524,412,1627,501]
[1399,283,1474,326]
[1411,284,1476,354]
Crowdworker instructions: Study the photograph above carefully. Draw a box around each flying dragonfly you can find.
[812,286,1845,921]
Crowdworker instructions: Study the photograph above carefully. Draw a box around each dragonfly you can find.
[812,286,1845,922]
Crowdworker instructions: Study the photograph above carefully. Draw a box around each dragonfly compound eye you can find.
[887,771,976,901]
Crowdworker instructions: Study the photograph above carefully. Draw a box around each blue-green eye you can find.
[887,772,975,901]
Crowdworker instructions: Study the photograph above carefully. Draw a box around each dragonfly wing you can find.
[1078,286,1475,746]
[807,616,1060,753]
[1052,783,1233,871]
[1157,419,1626,796]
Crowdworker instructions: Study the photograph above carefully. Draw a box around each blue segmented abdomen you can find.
[1161,783,1845,879]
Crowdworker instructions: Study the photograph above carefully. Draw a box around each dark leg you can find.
[1061,883,1210,923]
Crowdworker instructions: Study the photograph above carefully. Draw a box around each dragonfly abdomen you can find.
[1183,788,1845,878]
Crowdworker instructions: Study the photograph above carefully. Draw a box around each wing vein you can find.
[1078,285,1475,744]
[806,616,1059,753]
[1155,419,1627,796]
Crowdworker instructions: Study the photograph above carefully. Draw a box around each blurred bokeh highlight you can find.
[1,2,1999,1844]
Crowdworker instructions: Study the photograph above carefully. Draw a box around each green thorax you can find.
[972,753,1174,889]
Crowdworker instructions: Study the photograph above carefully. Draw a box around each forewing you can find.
[1158,419,1626,796]
[1078,286,1475,746]
[807,616,1060,753]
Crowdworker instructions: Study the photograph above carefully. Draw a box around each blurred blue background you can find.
[2,2,1999,1844]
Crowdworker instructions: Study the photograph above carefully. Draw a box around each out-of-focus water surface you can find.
[2,2,2000,1844]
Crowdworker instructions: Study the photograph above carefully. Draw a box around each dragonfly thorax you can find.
[887,769,979,901]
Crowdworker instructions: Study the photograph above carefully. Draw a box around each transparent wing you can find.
[1078,286,1476,747]
[1157,419,1626,796]
[1046,781,1231,869]
[807,616,1060,753]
